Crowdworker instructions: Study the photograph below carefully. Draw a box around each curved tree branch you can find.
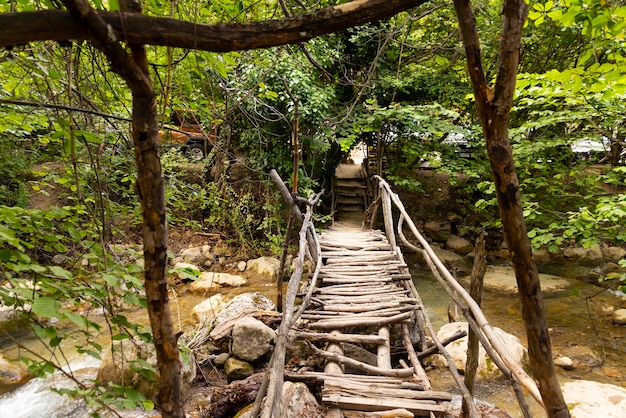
[0,0,428,50]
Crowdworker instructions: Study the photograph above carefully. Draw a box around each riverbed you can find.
[1,256,624,417]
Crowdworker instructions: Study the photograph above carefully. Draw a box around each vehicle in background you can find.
[441,133,473,159]
[159,110,217,161]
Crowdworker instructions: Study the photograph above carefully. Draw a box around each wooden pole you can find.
[461,233,485,418]
[374,176,544,408]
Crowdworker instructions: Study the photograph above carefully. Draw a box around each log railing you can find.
[253,170,324,418]
[371,175,542,416]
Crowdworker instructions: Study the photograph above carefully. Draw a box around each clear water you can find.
[408,256,626,417]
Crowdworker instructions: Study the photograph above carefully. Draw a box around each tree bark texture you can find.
[452,1,570,417]
[1,0,428,49]
[60,1,184,417]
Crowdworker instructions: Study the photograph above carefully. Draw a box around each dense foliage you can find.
[1,0,626,414]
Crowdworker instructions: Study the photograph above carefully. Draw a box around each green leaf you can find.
[31,296,61,319]
[142,400,155,411]
[64,310,88,328]
[49,266,72,279]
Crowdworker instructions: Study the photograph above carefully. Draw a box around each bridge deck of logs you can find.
[262,168,543,418]
[293,223,454,417]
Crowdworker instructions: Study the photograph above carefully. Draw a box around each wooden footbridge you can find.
[257,166,544,418]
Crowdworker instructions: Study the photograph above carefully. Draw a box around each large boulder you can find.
[429,322,527,379]
[179,247,205,265]
[192,293,226,322]
[415,247,472,275]
[96,337,196,402]
[601,245,626,262]
[563,247,586,260]
[445,235,474,255]
[214,292,275,327]
[424,220,452,242]
[612,308,626,325]
[562,380,626,417]
[579,245,603,266]
[475,265,572,295]
[0,353,29,391]
[172,262,201,282]
[246,256,281,279]
[191,272,248,291]
[231,317,276,361]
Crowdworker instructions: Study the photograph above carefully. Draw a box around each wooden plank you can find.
[313,290,409,302]
[321,243,392,251]
[286,371,419,385]
[302,306,412,320]
[325,255,399,264]
[322,250,396,257]
[289,331,387,345]
[308,311,414,330]
[323,380,453,402]
[322,394,451,416]
[319,300,419,313]
[325,331,345,418]
[312,346,415,378]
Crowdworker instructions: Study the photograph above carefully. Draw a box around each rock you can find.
[214,352,230,367]
[188,277,221,293]
[493,249,511,260]
[0,353,29,390]
[231,317,276,361]
[237,261,247,272]
[200,244,215,259]
[415,247,472,275]
[602,305,615,315]
[563,247,586,260]
[281,382,324,417]
[475,265,572,295]
[579,245,603,266]
[605,262,622,272]
[224,357,254,380]
[192,272,248,290]
[180,247,205,265]
[445,235,474,255]
[96,336,196,402]
[562,380,626,417]
[447,397,513,418]
[601,245,626,262]
[213,292,275,327]
[0,305,24,332]
[429,322,527,379]
[554,356,575,370]
[237,381,324,418]
[172,262,201,281]
[424,220,452,242]
[290,258,315,274]
[343,343,377,373]
[192,294,226,322]
[51,254,67,264]
[533,247,552,264]
[246,256,281,279]
[612,308,626,325]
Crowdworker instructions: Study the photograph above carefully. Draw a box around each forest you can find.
[0,1,625,417]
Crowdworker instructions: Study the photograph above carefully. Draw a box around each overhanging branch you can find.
[0,0,428,50]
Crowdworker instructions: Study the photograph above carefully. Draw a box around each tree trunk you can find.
[61,1,184,417]
[452,1,570,417]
